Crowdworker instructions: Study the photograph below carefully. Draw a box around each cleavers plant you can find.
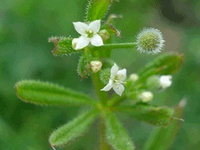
[15,0,184,150]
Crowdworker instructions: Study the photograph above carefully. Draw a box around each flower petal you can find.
[72,36,89,50]
[110,63,118,79]
[88,20,101,33]
[113,84,124,96]
[73,22,88,35]
[117,69,127,81]
[72,38,79,50]
[101,79,113,91]
[91,34,103,47]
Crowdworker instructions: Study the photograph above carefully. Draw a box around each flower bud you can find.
[139,91,153,102]
[136,28,165,54]
[159,75,172,89]
[99,29,110,41]
[90,61,102,73]
[146,75,172,91]
[129,73,139,82]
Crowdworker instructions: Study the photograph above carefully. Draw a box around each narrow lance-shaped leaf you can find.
[144,99,185,150]
[48,36,81,56]
[85,0,112,22]
[116,104,174,126]
[15,80,96,107]
[138,53,184,82]
[105,112,135,150]
[49,109,98,148]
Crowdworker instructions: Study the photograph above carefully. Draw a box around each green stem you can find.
[91,73,107,105]
[99,117,112,150]
[90,45,109,105]
[94,42,136,50]
[90,47,111,150]
[90,41,131,150]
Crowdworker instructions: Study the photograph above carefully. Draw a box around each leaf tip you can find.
[15,81,24,98]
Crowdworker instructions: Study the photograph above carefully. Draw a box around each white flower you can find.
[159,75,172,89]
[72,20,103,50]
[101,63,127,96]
[139,91,153,102]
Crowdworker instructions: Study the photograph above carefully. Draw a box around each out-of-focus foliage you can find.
[0,0,200,149]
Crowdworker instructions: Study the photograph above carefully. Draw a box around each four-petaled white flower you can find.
[101,63,126,96]
[159,75,172,89]
[72,20,103,50]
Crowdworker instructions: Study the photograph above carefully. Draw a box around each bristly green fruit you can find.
[77,53,93,78]
[136,28,165,54]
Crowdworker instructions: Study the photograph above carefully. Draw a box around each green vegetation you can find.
[0,0,200,149]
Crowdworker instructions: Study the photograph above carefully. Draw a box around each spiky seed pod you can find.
[136,28,165,54]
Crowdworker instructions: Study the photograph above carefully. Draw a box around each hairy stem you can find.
[99,117,112,150]
[91,73,107,105]
[90,44,112,150]
[94,42,136,50]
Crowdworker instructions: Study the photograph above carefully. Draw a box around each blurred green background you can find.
[0,0,200,149]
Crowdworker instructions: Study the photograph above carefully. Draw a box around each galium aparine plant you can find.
[15,0,185,150]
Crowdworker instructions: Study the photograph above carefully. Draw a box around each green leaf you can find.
[138,53,184,81]
[144,100,185,150]
[49,109,98,147]
[85,0,112,21]
[116,104,174,126]
[48,36,80,56]
[105,112,135,150]
[15,80,96,106]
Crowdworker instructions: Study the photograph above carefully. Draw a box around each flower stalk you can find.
[94,42,136,50]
